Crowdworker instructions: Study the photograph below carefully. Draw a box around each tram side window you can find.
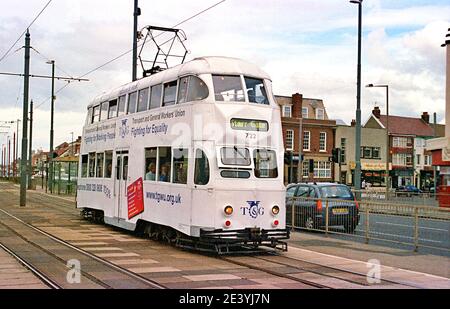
[123,156,128,180]
[137,88,149,112]
[104,151,113,178]
[149,84,162,109]
[96,152,104,178]
[158,147,171,182]
[244,77,269,105]
[187,76,209,102]
[177,77,189,104]
[163,81,177,106]
[212,75,245,102]
[81,155,88,178]
[253,149,278,178]
[173,148,188,184]
[88,152,96,177]
[92,105,100,123]
[117,95,126,117]
[194,149,210,185]
[127,91,137,114]
[108,100,118,119]
[87,108,93,125]
[100,102,108,121]
[144,147,157,181]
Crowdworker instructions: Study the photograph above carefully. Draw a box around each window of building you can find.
[127,91,137,114]
[92,105,100,123]
[302,107,308,118]
[149,84,162,109]
[144,148,157,181]
[340,138,346,163]
[319,132,327,152]
[406,154,413,166]
[108,100,117,119]
[244,77,269,104]
[392,153,406,166]
[96,152,104,178]
[137,88,149,112]
[173,148,188,184]
[302,160,309,178]
[283,105,292,117]
[194,149,210,185]
[158,147,171,182]
[372,147,380,159]
[316,108,325,120]
[163,81,177,106]
[303,131,310,151]
[363,147,372,158]
[212,75,245,102]
[393,136,409,148]
[117,95,126,117]
[416,154,421,165]
[286,130,294,151]
[314,161,332,178]
[253,149,278,178]
[424,155,432,166]
[81,155,88,178]
[88,152,96,177]
[100,102,108,121]
[104,151,113,178]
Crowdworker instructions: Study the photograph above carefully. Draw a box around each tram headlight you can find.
[271,205,280,215]
[224,205,233,216]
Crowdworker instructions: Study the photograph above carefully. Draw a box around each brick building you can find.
[276,93,336,184]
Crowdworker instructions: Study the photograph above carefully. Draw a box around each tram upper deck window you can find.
[213,75,245,102]
[244,77,269,105]
[86,108,93,125]
[253,149,278,178]
[177,76,209,104]
[92,105,100,123]
[108,100,118,119]
[220,147,251,166]
[127,91,137,114]
[100,102,108,121]
[117,95,126,117]
[137,88,149,112]
[163,81,177,106]
[150,84,162,109]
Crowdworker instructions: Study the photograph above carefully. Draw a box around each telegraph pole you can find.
[28,99,33,189]
[20,29,30,207]
[13,131,16,177]
[132,0,140,81]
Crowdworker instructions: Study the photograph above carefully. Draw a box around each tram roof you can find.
[88,56,271,108]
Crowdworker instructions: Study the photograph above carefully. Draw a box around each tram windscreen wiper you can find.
[233,146,247,160]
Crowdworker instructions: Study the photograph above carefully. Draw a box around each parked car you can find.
[395,185,421,197]
[286,182,360,233]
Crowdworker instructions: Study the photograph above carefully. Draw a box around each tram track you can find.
[0,208,166,289]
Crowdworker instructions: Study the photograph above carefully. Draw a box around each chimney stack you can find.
[291,93,303,118]
[372,106,381,118]
[351,119,356,127]
[421,112,430,124]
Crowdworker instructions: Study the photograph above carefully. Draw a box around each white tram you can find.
[77,56,289,252]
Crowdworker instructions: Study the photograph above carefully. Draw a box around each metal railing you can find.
[286,196,450,252]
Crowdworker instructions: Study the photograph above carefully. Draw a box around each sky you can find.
[0,0,449,151]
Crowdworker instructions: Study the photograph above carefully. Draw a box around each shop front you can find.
[349,161,390,187]
[391,169,414,188]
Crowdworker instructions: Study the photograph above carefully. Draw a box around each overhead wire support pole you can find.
[48,60,55,194]
[20,29,30,207]
[132,0,140,81]
[28,100,33,189]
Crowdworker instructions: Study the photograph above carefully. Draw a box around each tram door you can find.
[114,151,129,221]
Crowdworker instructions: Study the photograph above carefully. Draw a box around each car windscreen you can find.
[320,185,353,199]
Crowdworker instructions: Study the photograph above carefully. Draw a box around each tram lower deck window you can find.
[104,151,113,178]
[81,155,88,178]
[194,149,210,185]
[254,149,278,178]
[220,147,251,166]
[88,153,96,177]
[96,153,104,178]
[220,170,250,179]
[173,148,188,184]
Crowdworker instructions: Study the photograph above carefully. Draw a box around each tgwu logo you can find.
[119,119,129,138]
[241,201,264,219]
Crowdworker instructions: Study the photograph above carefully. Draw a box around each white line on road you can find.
[369,231,442,243]
[375,221,449,232]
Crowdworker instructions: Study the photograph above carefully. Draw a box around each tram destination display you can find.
[230,118,269,132]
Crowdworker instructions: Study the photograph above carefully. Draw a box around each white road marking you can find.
[375,221,449,232]
[369,231,442,243]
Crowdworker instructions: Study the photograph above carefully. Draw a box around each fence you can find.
[286,196,450,252]
[33,160,78,196]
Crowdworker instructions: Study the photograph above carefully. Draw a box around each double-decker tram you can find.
[77,56,289,253]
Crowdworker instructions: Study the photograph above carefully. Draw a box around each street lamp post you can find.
[47,60,55,193]
[350,0,363,192]
[366,84,390,200]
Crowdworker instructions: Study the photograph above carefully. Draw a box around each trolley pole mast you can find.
[132,0,141,81]
[20,29,30,207]
[28,99,33,189]
[48,60,55,193]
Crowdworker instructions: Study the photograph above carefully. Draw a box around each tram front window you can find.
[244,77,269,105]
[212,75,245,102]
[253,149,278,178]
[220,147,251,166]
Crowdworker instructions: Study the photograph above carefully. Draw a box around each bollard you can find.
[414,207,419,252]
[365,203,370,244]
[325,199,329,236]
